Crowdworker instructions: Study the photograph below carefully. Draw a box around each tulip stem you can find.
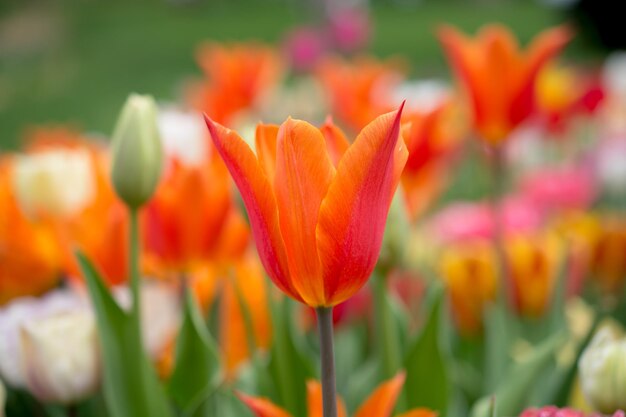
[129,208,142,328]
[489,146,511,307]
[316,307,338,417]
[372,271,402,380]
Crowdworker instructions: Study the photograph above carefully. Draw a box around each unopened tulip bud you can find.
[111,94,163,208]
[20,312,100,404]
[579,323,626,413]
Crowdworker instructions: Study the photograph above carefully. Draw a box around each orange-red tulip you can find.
[401,100,464,221]
[239,373,436,417]
[438,24,572,145]
[0,159,62,304]
[14,129,128,286]
[535,63,604,135]
[205,106,407,307]
[439,241,498,335]
[507,232,562,318]
[142,150,248,274]
[591,216,626,294]
[189,42,283,125]
[316,55,405,132]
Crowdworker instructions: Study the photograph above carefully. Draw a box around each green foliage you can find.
[76,252,174,417]
[471,332,566,417]
[402,287,450,415]
[168,288,222,416]
[267,297,316,417]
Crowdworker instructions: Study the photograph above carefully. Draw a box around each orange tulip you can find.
[507,232,562,318]
[439,241,498,335]
[316,55,405,132]
[591,216,626,294]
[438,24,572,145]
[0,158,62,304]
[239,373,436,417]
[189,42,283,125]
[205,106,407,307]
[63,149,129,286]
[142,148,248,274]
[12,129,128,286]
[218,254,272,377]
[401,100,464,221]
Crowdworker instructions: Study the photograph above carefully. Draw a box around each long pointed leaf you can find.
[169,287,222,416]
[76,252,173,417]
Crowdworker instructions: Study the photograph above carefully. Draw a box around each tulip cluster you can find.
[1,17,626,417]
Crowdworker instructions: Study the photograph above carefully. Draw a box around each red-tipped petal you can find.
[238,392,293,417]
[274,119,336,306]
[205,115,301,301]
[316,104,408,306]
[319,116,351,167]
[354,373,406,417]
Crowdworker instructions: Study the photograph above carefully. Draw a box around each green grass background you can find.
[0,0,599,150]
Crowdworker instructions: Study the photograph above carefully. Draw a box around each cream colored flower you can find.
[579,322,626,413]
[12,149,95,218]
[158,106,208,167]
[20,312,100,404]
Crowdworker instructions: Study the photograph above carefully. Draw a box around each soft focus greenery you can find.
[0,0,595,149]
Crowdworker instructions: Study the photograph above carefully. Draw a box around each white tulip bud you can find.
[579,323,626,413]
[110,94,163,209]
[20,312,100,404]
[11,149,95,219]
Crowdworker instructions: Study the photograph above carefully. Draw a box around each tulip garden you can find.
[1,1,626,417]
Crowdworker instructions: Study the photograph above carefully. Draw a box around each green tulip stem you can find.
[129,208,142,330]
[489,145,511,307]
[316,307,338,417]
[373,270,402,380]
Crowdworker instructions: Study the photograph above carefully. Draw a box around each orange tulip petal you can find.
[256,123,280,181]
[205,116,301,302]
[274,119,336,306]
[238,393,293,417]
[319,116,351,167]
[316,105,407,306]
[306,381,348,417]
[512,25,573,125]
[354,373,406,417]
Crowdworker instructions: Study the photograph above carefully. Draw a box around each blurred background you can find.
[0,0,616,150]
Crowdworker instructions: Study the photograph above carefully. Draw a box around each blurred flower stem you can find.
[489,146,511,307]
[316,307,338,417]
[129,208,142,333]
[372,269,402,379]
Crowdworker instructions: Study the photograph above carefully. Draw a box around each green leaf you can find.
[168,287,222,416]
[471,332,566,417]
[76,252,173,417]
[267,297,315,417]
[484,301,517,393]
[402,287,450,415]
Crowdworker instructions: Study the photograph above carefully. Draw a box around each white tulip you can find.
[20,312,99,404]
[158,106,208,167]
[579,323,626,413]
[0,289,88,389]
[11,149,95,218]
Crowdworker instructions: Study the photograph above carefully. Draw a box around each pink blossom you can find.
[520,166,596,213]
[283,27,327,72]
[520,406,625,417]
[327,8,370,52]
[429,197,542,244]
